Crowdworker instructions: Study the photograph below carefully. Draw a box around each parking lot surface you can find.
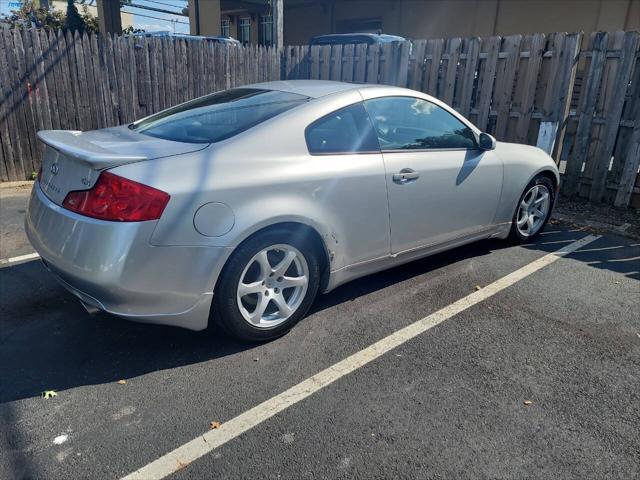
[1,212,639,478]
[0,184,33,260]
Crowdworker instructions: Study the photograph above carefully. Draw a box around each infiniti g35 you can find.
[26,80,559,341]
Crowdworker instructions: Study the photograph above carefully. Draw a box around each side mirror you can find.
[478,132,496,151]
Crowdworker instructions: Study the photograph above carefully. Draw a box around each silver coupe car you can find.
[26,80,558,341]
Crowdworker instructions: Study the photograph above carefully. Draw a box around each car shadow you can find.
[455,149,485,186]
[0,238,502,405]
[522,225,640,280]
[0,224,636,405]
[311,235,507,314]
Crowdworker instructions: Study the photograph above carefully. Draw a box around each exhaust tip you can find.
[80,300,101,315]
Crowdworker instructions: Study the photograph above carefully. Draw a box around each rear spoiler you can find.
[37,130,147,169]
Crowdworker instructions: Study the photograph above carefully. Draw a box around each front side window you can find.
[132,89,309,144]
[364,97,477,151]
[305,103,380,155]
[239,17,251,44]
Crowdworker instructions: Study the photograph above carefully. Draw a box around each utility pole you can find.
[96,0,123,35]
[272,0,283,48]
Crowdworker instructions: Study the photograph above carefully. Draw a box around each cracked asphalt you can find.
[1,185,639,479]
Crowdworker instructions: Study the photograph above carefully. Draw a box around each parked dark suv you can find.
[128,31,241,45]
[310,33,407,47]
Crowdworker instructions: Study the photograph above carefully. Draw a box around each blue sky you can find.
[0,0,190,33]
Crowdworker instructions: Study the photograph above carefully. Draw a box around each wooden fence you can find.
[282,32,640,208]
[0,28,280,183]
[1,28,639,207]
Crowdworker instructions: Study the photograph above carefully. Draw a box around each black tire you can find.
[212,227,321,342]
[508,175,555,243]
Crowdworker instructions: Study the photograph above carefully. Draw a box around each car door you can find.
[363,95,503,255]
[304,101,391,267]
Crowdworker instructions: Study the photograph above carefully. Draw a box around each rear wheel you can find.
[213,228,320,342]
[508,175,555,242]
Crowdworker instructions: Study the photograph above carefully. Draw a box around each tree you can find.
[0,0,142,35]
[0,1,65,30]
[65,0,86,32]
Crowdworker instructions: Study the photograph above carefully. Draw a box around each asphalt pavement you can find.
[0,186,639,480]
[0,183,33,259]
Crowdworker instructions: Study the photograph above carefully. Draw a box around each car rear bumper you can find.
[25,182,232,330]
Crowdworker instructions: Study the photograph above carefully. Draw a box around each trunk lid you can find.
[37,127,208,205]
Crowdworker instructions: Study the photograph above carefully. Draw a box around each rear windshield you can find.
[131,88,309,144]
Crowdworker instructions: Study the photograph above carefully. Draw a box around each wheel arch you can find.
[536,168,560,193]
[213,220,333,294]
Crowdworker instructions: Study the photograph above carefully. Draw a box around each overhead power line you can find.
[121,10,189,25]
[65,0,190,29]
[143,0,188,7]
[125,2,187,17]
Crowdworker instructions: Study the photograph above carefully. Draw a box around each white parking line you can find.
[121,234,600,480]
[0,252,40,267]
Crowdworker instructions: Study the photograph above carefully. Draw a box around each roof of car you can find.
[243,80,378,99]
[310,33,407,45]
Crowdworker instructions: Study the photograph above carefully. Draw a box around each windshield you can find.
[131,88,309,144]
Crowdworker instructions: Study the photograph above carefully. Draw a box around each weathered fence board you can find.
[565,33,612,196]
[589,31,639,202]
[458,37,480,118]
[0,32,281,183]
[0,31,17,180]
[475,36,501,132]
[0,28,638,208]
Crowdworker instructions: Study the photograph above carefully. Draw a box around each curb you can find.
[551,212,639,240]
[0,180,34,189]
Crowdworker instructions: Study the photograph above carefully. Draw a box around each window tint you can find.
[132,88,309,144]
[305,103,380,154]
[364,97,477,151]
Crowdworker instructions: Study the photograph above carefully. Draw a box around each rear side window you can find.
[131,88,309,144]
[305,103,380,155]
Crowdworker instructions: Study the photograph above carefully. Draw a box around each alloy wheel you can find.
[236,244,309,328]
[516,184,551,237]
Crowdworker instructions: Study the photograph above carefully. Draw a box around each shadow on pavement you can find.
[522,226,640,280]
[0,262,250,404]
[1,224,637,406]
[0,238,507,405]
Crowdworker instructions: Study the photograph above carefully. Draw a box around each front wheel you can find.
[212,228,320,342]
[508,175,555,242]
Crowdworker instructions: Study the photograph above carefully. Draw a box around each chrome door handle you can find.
[392,169,420,184]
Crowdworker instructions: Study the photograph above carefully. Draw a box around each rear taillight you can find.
[62,171,170,222]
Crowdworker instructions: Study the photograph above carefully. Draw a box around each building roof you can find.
[243,80,374,98]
